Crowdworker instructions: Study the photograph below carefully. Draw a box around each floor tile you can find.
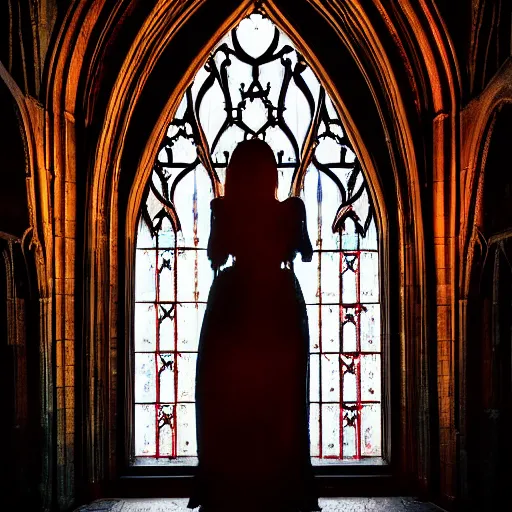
[76,497,446,512]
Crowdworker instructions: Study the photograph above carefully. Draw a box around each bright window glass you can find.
[134,13,381,464]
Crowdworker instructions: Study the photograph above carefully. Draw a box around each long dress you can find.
[187,195,320,512]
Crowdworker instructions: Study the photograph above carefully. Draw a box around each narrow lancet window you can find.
[133,12,381,465]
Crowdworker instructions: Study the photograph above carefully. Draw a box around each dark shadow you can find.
[0,79,29,237]
[0,78,43,510]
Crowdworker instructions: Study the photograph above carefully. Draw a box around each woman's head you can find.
[224,138,278,201]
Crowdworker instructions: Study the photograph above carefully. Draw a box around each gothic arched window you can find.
[133,13,382,465]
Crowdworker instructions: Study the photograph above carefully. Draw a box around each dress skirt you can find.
[188,265,319,511]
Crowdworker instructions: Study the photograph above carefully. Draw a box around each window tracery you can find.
[134,12,381,464]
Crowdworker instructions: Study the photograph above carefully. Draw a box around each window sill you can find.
[110,458,400,499]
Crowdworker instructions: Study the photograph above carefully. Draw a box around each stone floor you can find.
[75,497,446,512]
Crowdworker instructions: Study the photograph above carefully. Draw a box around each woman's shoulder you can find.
[281,196,306,217]
[282,196,305,207]
[211,196,224,206]
[210,196,225,214]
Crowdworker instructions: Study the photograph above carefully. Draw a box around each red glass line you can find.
[136,349,200,355]
[337,249,378,254]
[316,170,323,459]
[135,454,197,459]
[308,400,381,405]
[173,238,179,458]
[135,300,208,305]
[304,301,380,306]
[135,400,196,405]
[135,246,209,251]
[312,350,381,356]
[355,250,362,459]
[339,239,344,459]
[172,403,177,458]
[155,240,161,458]
[193,169,199,303]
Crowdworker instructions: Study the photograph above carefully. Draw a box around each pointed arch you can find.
[458,59,512,505]
[129,7,387,466]
[62,0,461,501]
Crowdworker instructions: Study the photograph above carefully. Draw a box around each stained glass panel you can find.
[134,11,382,464]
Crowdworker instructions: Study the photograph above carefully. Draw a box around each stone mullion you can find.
[108,181,119,480]
[401,235,420,482]
[433,112,457,503]
[85,211,109,492]
[64,113,77,505]
[415,243,431,495]
[24,94,54,512]
[38,294,53,512]
[53,111,76,510]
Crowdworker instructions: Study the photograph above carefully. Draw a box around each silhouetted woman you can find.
[188,139,320,512]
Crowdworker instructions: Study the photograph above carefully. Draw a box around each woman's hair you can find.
[224,138,278,201]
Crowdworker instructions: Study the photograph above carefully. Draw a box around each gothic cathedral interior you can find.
[1,1,511,510]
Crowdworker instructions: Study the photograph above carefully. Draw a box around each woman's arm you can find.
[286,196,313,263]
[207,198,229,270]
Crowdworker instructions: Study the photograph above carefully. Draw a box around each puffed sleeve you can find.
[207,198,229,270]
[286,196,313,263]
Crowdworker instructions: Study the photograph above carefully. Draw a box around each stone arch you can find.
[127,4,388,470]
[462,103,512,509]
[458,69,512,506]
